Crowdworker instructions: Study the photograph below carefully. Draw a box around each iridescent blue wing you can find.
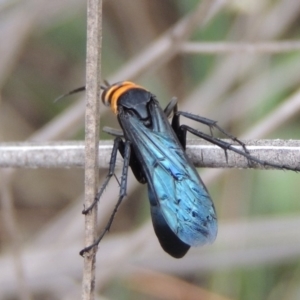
[119,102,217,250]
[145,130,217,247]
[148,185,190,258]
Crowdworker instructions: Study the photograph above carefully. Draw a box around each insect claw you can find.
[224,149,229,163]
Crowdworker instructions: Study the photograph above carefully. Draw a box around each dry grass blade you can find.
[181,41,300,54]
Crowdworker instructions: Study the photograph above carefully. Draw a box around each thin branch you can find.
[181,40,300,54]
[82,0,102,299]
[0,139,299,169]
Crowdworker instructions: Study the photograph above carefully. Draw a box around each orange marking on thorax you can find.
[104,81,146,114]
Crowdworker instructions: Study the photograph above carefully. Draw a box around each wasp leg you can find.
[103,126,124,137]
[80,140,131,256]
[104,126,146,183]
[174,110,249,155]
[179,124,299,172]
[164,101,189,149]
[119,142,147,184]
[82,137,122,214]
[164,97,178,117]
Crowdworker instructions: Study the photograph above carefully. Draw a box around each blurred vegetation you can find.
[1,0,300,299]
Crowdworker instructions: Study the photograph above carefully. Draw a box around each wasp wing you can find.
[148,185,190,258]
[119,102,217,249]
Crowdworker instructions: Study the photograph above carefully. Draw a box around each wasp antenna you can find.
[100,85,106,90]
[54,86,86,103]
[104,79,110,87]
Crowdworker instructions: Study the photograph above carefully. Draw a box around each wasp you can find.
[80,81,298,258]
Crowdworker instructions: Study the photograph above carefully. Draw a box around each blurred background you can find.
[1,0,300,299]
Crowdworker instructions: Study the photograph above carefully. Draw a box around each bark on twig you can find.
[82,0,102,299]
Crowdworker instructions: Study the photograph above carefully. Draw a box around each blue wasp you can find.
[80,81,298,258]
